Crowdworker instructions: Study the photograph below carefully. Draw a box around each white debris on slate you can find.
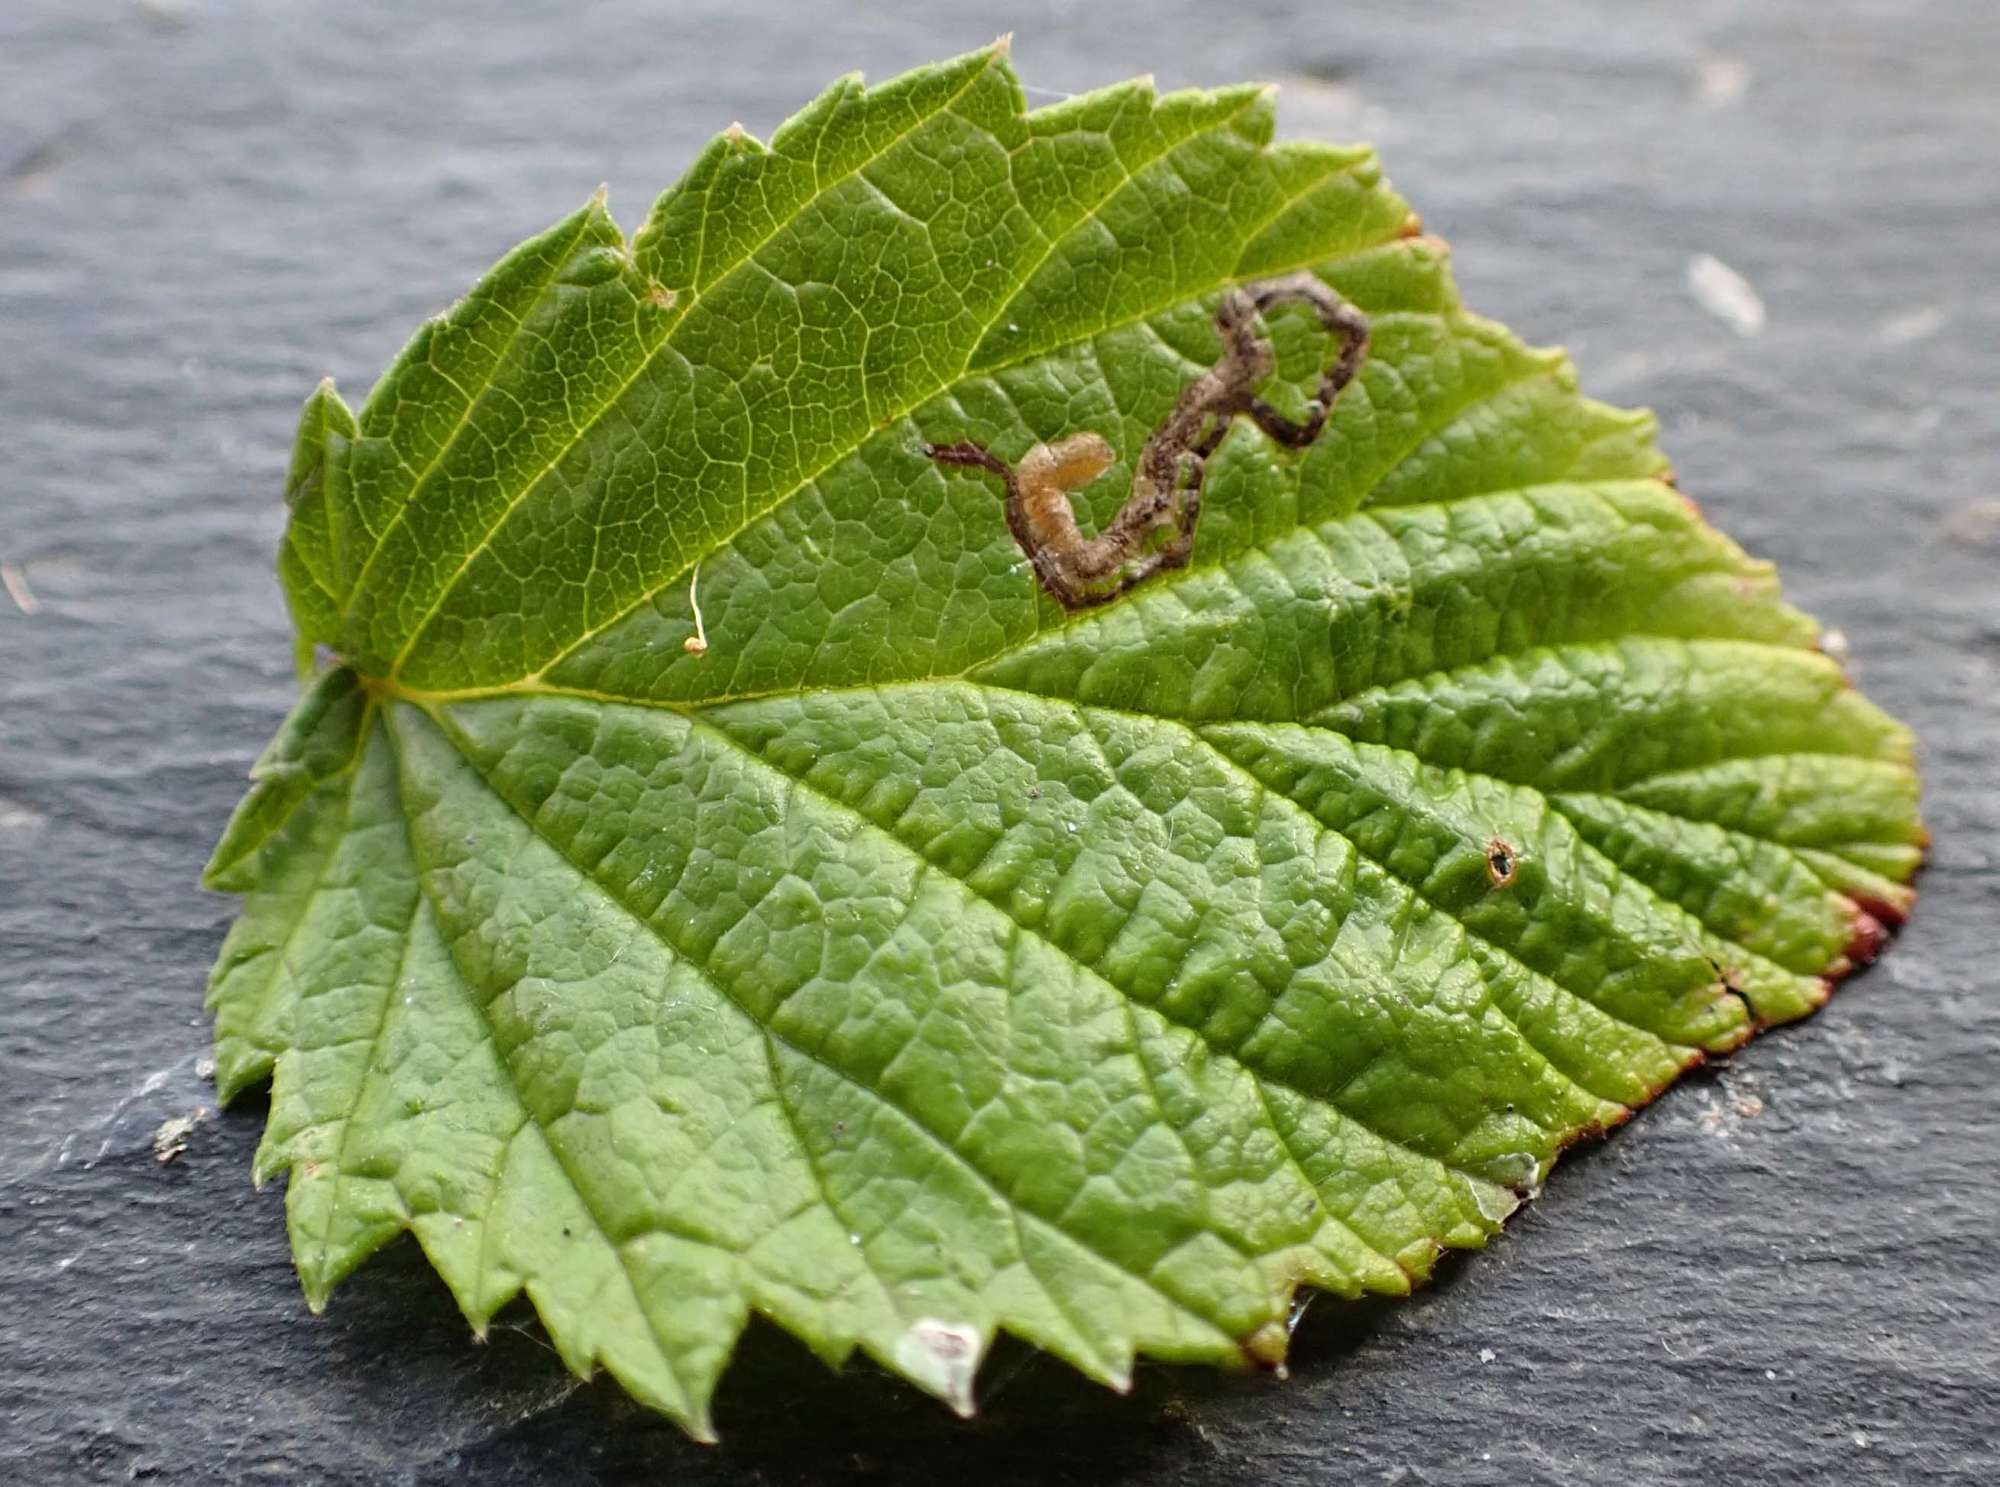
[1693,54,1751,109]
[1688,254,1767,337]
[152,1108,206,1165]
[1878,305,1945,345]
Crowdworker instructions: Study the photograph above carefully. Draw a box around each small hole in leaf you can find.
[1485,838,1519,889]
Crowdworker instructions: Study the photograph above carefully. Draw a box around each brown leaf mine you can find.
[928,273,1368,609]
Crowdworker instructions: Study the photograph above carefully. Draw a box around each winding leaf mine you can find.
[204,41,1923,1439]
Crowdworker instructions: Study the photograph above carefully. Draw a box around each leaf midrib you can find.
[368,650,1854,1045]
[365,451,1745,723]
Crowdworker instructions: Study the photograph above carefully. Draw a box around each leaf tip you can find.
[312,373,337,398]
[1239,1317,1292,1375]
[892,1318,985,1418]
[295,375,348,431]
[293,1245,339,1313]
[987,32,1013,59]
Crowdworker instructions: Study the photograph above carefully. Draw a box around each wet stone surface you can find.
[2,2,1996,1482]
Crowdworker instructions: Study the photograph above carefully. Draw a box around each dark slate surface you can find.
[2,1,1996,1482]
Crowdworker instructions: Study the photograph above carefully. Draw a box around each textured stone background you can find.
[2,2,1996,1482]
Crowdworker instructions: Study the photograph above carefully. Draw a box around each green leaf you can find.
[204,41,1923,1438]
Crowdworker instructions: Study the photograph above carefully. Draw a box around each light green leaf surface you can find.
[203,42,1923,1439]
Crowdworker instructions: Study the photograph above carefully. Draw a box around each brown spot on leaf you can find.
[1843,906,1889,967]
[1484,837,1519,889]
[1849,888,1913,931]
